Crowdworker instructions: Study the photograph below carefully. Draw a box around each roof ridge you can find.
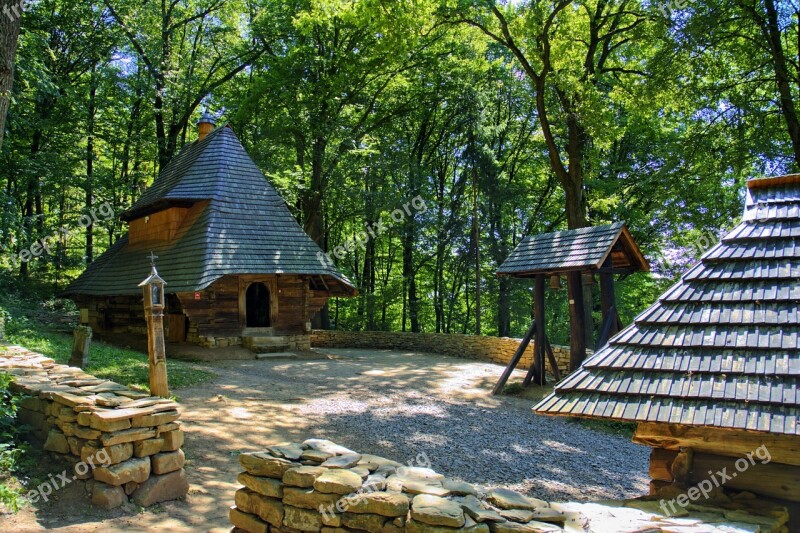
[746,173,800,190]
[121,126,229,221]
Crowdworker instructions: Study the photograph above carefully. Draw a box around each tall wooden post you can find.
[600,256,618,338]
[139,253,169,398]
[69,326,92,369]
[531,274,547,385]
[582,272,595,350]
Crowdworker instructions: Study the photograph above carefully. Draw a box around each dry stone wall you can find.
[1,344,188,509]
[229,439,571,533]
[230,440,792,533]
[311,331,570,376]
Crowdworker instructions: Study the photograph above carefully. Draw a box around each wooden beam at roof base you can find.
[633,422,800,466]
[689,453,800,503]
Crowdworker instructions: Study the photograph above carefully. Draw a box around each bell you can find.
[549,274,562,290]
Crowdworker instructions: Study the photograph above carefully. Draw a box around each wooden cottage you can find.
[64,120,356,352]
[535,175,800,516]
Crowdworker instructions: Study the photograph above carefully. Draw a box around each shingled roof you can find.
[534,174,800,436]
[497,222,649,276]
[63,126,356,297]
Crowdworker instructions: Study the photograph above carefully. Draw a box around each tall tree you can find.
[680,0,800,171]
[102,0,270,168]
[0,0,22,150]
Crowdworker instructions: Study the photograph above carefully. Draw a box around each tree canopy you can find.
[1,0,797,344]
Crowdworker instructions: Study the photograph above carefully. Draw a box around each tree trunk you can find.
[761,0,800,169]
[403,220,419,333]
[472,159,481,335]
[566,271,587,371]
[0,0,22,151]
[497,276,511,337]
[86,64,97,264]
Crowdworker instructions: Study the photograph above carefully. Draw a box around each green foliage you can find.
[0,373,30,514]
[1,0,795,345]
[8,327,212,392]
[1,294,212,391]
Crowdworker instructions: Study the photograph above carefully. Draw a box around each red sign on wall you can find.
[194,292,201,300]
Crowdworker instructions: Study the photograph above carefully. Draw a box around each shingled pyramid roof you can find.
[497,222,649,276]
[63,126,356,297]
[534,174,800,436]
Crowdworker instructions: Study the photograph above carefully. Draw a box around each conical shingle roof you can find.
[534,174,800,435]
[64,126,356,297]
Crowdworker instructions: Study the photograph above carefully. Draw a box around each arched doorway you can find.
[245,282,271,327]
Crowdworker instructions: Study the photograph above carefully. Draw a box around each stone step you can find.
[255,352,297,360]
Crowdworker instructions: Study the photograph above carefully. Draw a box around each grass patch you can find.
[9,326,212,391]
[501,382,526,395]
[2,297,213,391]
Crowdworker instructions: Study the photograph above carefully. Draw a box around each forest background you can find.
[0,0,797,345]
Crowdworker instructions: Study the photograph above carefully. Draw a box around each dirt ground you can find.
[1,348,649,532]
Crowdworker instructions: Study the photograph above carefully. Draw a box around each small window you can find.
[245,282,271,327]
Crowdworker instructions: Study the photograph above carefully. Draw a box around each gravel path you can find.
[5,348,649,532]
[202,348,650,502]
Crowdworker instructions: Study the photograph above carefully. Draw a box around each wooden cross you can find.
[148,251,158,267]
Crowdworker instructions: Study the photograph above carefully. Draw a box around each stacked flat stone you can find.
[229,439,569,533]
[230,440,791,533]
[1,344,188,509]
[309,331,571,376]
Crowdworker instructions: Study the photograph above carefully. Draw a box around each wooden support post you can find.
[524,274,546,386]
[649,448,678,482]
[544,336,561,382]
[596,306,617,350]
[599,256,617,340]
[492,319,536,395]
[566,271,586,371]
[68,326,92,369]
[582,272,595,352]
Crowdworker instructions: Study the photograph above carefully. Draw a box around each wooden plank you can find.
[596,307,617,350]
[634,422,800,466]
[649,448,677,482]
[128,207,189,244]
[544,336,561,382]
[166,314,186,342]
[599,255,617,343]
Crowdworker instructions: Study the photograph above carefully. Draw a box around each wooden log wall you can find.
[176,274,330,339]
[74,274,331,346]
[74,295,183,338]
[637,422,800,505]
[634,422,800,466]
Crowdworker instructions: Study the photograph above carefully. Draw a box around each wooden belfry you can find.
[492,222,648,394]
